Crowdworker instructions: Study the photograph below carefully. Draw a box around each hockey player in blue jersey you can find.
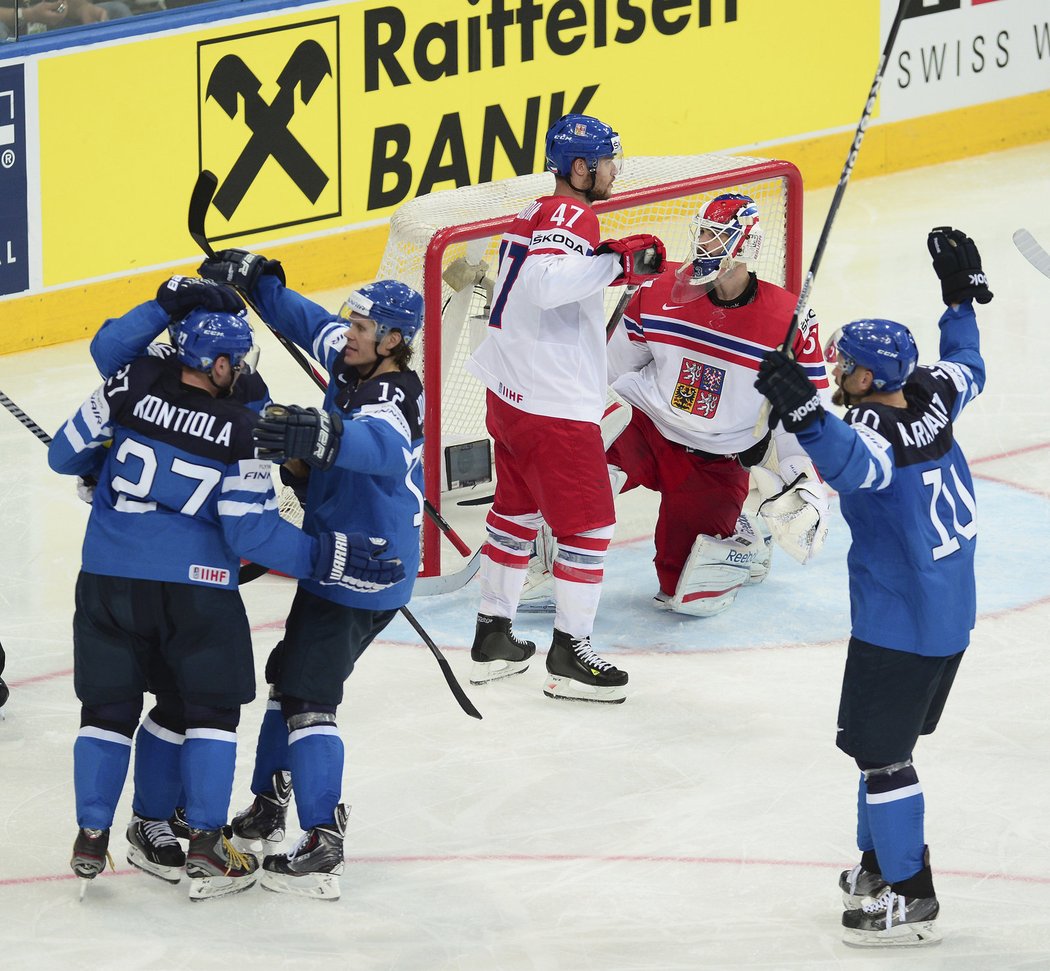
[200,249,425,899]
[755,227,992,947]
[49,299,405,899]
[84,275,278,883]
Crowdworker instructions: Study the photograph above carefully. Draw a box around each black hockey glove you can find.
[253,404,343,471]
[754,350,825,433]
[198,249,286,295]
[928,226,993,306]
[315,531,406,594]
[595,234,666,286]
[155,275,245,319]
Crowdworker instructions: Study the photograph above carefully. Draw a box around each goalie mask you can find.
[672,194,763,302]
[339,280,424,347]
[544,113,623,180]
[175,307,254,373]
[835,318,918,391]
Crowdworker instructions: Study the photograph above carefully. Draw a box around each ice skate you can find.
[185,825,259,900]
[839,860,888,908]
[841,887,941,947]
[231,769,292,850]
[168,806,190,841]
[126,816,186,884]
[71,827,113,893]
[469,614,536,684]
[543,629,627,704]
[261,804,348,901]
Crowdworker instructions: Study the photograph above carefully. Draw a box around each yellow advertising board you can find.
[36,0,879,289]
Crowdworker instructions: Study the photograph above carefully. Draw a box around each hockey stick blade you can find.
[399,605,482,719]
[1013,228,1050,280]
[188,170,219,260]
[411,548,481,596]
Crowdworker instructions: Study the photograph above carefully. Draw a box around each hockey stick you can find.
[754,0,913,436]
[399,605,481,719]
[606,284,638,339]
[188,170,472,559]
[1013,228,1050,279]
[0,389,51,444]
[411,546,481,595]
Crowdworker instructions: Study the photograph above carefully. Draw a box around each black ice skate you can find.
[71,827,113,885]
[543,629,628,704]
[261,803,348,901]
[126,816,186,884]
[842,852,940,947]
[839,850,888,907]
[185,825,259,901]
[469,614,536,685]
[231,769,293,849]
[168,806,190,841]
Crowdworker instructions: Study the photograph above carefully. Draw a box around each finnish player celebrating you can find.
[755,227,991,946]
[465,113,665,704]
[49,297,401,899]
[603,193,833,615]
[200,249,426,900]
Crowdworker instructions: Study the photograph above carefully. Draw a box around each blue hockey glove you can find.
[755,350,824,432]
[198,249,285,295]
[315,532,406,593]
[253,404,343,471]
[928,226,993,306]
[155,276,245,319]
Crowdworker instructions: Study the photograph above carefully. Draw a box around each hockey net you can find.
[375,155,803,577]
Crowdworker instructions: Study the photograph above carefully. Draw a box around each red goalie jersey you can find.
[608,270,831,458]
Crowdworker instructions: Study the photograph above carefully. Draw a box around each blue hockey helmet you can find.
[544,113,623,179]
[175,307,254,372]
[835,318,918,391]
[339,280,424,346]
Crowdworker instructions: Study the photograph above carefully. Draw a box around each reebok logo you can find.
[788,395,821,424]
[969,272,987,286]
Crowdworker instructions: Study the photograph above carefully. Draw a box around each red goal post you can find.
[376,155,804,578]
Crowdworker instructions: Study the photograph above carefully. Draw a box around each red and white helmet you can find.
[688,193,763,280]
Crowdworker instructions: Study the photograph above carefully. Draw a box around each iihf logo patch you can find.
[671,358,725,419]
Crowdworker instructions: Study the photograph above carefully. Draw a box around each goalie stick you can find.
[754,0,914,436]
[1013,228,1050,279]
[188,170,471,560]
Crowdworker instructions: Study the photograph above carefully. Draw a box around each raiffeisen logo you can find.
[363,1,741,91]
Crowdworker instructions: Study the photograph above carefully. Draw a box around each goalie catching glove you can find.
[254,404,343,471]
[596,234,666,286]
[198,248,286,295]
[315,531,405,594]
[750,455,829,565]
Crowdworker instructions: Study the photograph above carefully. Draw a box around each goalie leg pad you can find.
[656,533,754,617]
[734,510,773,585]
[518,522,557,613]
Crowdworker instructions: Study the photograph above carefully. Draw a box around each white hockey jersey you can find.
[608,269,830,458]
[466,195,621,424]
